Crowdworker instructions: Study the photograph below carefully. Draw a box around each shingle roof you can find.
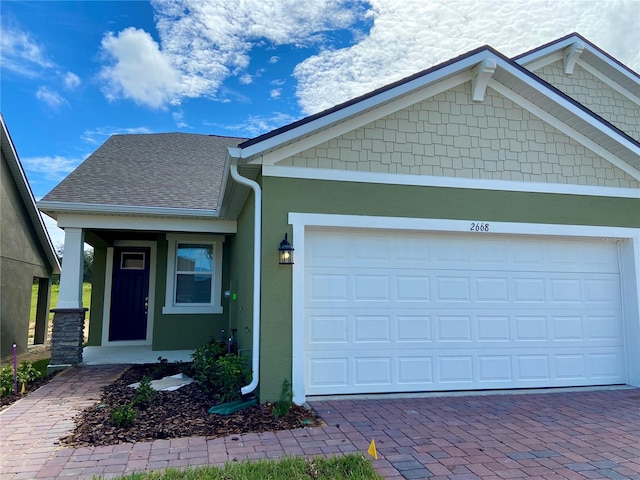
[42,133,246,211]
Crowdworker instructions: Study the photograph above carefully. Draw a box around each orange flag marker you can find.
[368,438,378,460]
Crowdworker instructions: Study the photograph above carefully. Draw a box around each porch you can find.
[82,346,194,365]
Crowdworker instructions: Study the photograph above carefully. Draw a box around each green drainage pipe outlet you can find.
[208,397,258,415]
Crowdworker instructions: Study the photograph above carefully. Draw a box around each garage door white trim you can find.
[289,213,640,404]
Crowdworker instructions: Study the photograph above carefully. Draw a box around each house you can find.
[1,114,61,359]
[39,33,639,403]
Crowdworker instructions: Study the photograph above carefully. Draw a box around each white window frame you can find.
[162,234,224,315]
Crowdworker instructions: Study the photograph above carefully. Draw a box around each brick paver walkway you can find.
[1,365,639,479]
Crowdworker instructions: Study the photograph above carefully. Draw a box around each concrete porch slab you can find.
[82,346,193,365]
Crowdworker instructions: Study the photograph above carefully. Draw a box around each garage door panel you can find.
[304,230,626,395]
[354,315,391,342]
[397,315,432,341]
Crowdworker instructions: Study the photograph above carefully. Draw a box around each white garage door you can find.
[304,229,626,395]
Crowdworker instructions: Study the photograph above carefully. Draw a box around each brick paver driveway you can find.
[312,390,640,479]
[1,365,638,479]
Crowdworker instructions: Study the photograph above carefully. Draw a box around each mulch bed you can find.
[61,363,324,447]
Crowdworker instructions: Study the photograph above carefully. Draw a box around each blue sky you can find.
[2,0,639,246]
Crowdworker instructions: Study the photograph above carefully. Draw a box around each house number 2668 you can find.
[470,222,490,232]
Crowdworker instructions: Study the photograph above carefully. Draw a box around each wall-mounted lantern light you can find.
[279,233,294,265]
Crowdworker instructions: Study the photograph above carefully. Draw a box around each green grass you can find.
[100,454,382,480]
[30,358,50,377]
[29,283,91,342]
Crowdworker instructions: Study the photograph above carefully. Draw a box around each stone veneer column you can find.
[49,308,87,367]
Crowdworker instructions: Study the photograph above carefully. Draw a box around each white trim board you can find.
[55,213,237,234]
[288,212,640,404]
[263,165,640,198]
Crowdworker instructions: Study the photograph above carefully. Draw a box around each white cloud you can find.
[239,74,253,85]
[293,0,640,114]
[269,56,280,64]
[99,27,180,109]
[23,155,82,181]
[218,112,300,137]
[98,0,364,107]
[81,125,153,144]
[0,23,55,77]
[35,86,68,108]
[270,89,282,99]
[173,110,189,128]
[64,72,81,90]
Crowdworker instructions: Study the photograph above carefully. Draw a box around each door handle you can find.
[144,296,149,315]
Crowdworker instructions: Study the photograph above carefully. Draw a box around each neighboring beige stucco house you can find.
[1,114,60,359]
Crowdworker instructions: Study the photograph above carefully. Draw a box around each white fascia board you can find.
[237,50,492,162]
[516,36,640,88]
[490,80,640,180]
[519,51,563,72]
[515,36,582,68]
[38,201,220,218]
[55,213,237,234]
[263,165,640,198]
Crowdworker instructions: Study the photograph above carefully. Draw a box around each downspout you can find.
[229,160,261,396]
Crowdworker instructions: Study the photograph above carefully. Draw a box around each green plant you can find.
[214,355,251,403]
[132,376,155,408]
[272,379,294,418]
[17,361,41,387]
[110,403,136,428]
[191,341,250,402]
[0,361,43,397]
[0,366,13,397]
[152,356,170,380]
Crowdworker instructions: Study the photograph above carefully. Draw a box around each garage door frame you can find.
[289,213,640,404]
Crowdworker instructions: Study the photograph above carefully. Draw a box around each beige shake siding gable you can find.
[533,60,640,142]
[277,81,639,188]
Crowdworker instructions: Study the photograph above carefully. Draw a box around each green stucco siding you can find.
[258,175,640,401]
[151,234,229,350]
[86,247,107,346]
[227,190,256,363]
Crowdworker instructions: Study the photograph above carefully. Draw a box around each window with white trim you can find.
[163,234,224,314]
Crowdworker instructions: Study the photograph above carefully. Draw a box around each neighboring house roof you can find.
[40,133,247,218]
[233,44,639,179]
[1,113,60,274]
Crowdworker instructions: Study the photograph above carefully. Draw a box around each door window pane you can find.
[121,252,145,269]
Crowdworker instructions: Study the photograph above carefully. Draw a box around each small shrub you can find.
[110,404,135,428]
[191,341,250,403]
[0,361,42,397]
[152,356,170,380]
[132,376,155,408]
[17,361,41,388]
[0,366,14,397]
[215,355,251,403]
[272,379,293,419]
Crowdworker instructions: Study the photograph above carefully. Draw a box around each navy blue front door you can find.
[109,247,150,341]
